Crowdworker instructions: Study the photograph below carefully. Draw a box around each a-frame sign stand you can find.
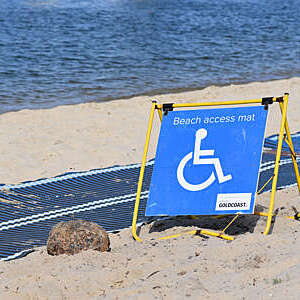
[132,94,300,242]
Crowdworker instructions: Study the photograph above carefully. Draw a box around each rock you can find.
[47,220,110,255]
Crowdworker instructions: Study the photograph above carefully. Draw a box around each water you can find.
[0,0,300,114]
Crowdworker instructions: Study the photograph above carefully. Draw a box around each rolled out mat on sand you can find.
[264,131,300,152]
[1,134,300,261]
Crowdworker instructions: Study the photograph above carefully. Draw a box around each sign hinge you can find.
[162,103,174,115]
[275,96,284,103]
[261,97,274,110]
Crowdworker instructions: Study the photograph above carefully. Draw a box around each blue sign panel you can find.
[146,105,268,216]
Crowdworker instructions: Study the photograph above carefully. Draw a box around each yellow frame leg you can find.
[158,229,234,241]
[263,94,289,235]
[157,107,163,122]
[132,101,156,242]
[278,100,300,193]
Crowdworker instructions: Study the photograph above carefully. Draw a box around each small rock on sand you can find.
[47,220,110,255]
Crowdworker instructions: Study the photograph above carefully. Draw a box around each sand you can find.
[0,78,300,299]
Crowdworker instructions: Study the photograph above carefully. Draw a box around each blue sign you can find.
[146,105,268,216]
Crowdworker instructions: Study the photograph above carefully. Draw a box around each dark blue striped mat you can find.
[264,131,300,152]
[1,134,300,261]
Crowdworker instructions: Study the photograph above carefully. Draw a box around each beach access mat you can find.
[1,132,300,261]
[264,131,300,152]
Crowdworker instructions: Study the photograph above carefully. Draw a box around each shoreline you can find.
[2,75,298,116]
[115,75,299,105]
[0,77,300,185]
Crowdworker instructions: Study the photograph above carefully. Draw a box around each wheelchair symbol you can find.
[177,128,232,191]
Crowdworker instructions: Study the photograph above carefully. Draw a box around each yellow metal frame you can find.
[132,94,300,242]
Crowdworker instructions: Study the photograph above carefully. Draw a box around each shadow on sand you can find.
[147,204,269,237]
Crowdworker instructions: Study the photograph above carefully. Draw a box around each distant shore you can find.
[0,77,300,185]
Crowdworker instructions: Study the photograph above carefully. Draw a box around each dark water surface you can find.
[0,0,300,113]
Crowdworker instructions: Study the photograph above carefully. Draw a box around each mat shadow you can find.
[148,208,264,237]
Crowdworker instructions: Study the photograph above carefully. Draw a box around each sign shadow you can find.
[148,213,261,237]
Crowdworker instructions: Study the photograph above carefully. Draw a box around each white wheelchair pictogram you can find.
[177,128,232,191]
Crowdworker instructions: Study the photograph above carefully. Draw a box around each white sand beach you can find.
[0,78,300,299]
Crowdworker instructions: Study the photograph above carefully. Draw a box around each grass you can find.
[272,278,282,285]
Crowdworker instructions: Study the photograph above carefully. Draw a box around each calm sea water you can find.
[0,0,300,113]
